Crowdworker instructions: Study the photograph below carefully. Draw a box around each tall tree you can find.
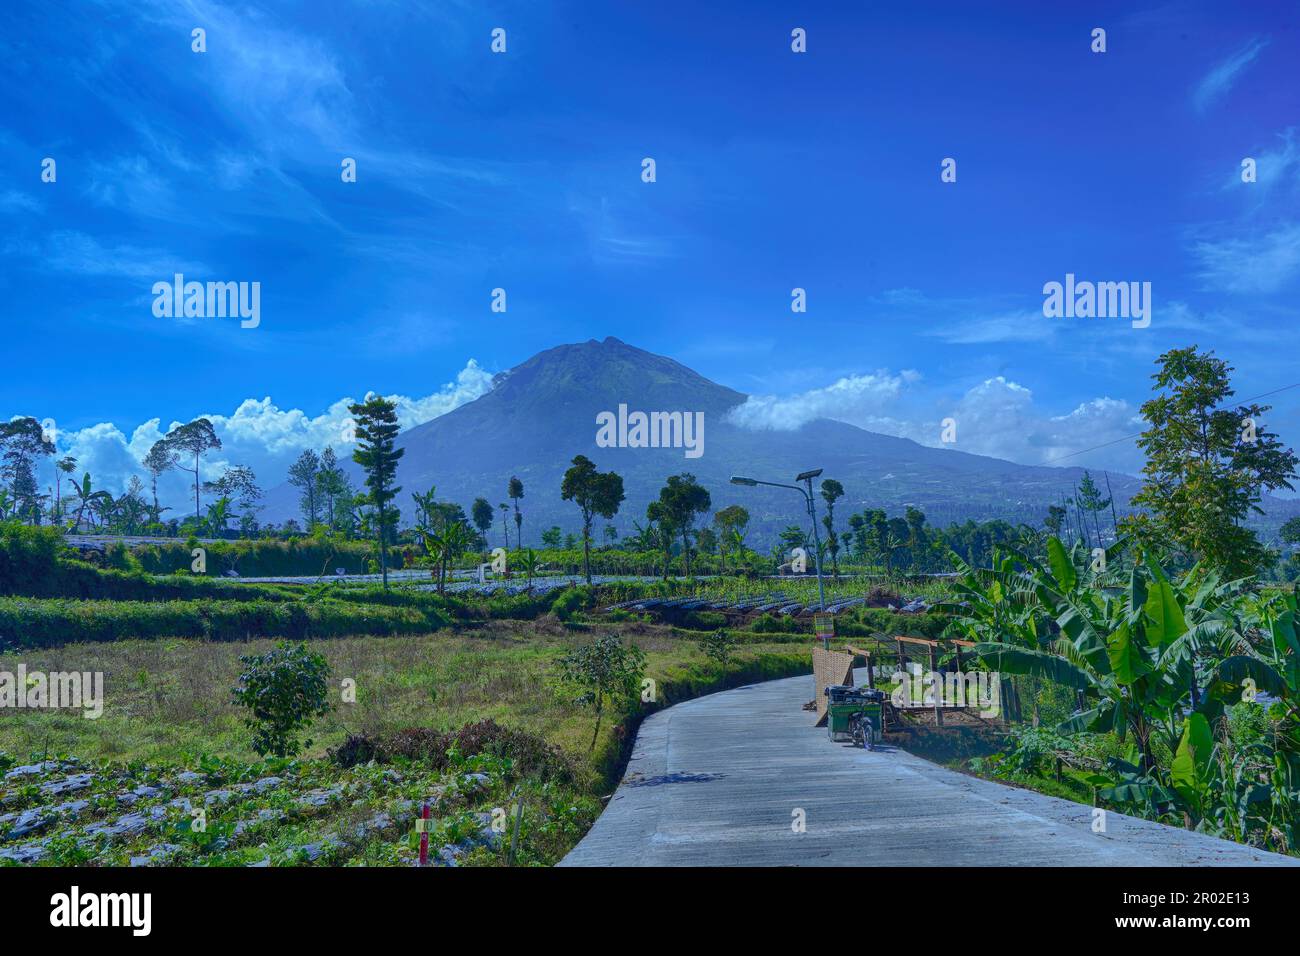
[508,476,524,547]
[819,479,845,577]
[1127,347,1299,576]
[348,397,405,588]
[316,447,348,533]
[142,441,175,526]
[1074,470,1110,550]
[654,473,711,577]
[560,454,625,584]
[1043,504,1067,537]
[54,455,77,525]
[644,504,675,581]
[161,418,222,524]
[904,506,928,572]
[0,418,55,524]
[471,497,495,545]
[713,504,750,573]
[287,450,321,531]
[498,502,510,549]
[205,466,262,537]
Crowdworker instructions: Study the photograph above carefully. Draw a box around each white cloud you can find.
[726,369,1144,472]
[35,230,210,281]
[943,378,1141,470]
[1193,38,1268,113]
[725,371,916,431]
[33,360,495,508]
[924,309,1056,345]
[1194,222,1300,294]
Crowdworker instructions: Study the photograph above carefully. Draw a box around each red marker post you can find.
[417,801,430,866]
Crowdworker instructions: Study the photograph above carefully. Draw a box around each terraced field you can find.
[0,747,585,867]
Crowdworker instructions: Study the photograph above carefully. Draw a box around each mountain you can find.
[264,337,1154,544]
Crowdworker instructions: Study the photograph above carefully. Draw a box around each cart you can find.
[825,685,885,750]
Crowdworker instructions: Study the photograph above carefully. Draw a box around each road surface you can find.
[561,670,1298,867]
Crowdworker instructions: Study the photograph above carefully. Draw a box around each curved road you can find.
[561,670,1297,867]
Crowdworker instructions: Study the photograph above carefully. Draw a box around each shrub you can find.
[550,585,595,622]
[558,634,646,750]
[695,627,737,666]
[681,610,727,630]
[330,719,575,784]
[231,640,332,758]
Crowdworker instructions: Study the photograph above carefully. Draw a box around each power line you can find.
[1041,381,1300,466]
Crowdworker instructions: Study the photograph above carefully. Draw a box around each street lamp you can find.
[730,470,826,615]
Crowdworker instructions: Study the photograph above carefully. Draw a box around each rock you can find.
[175,771,204,784]
[460,772,490,791]
[204,789,235,806]
[247,858,270,867]
[133,785,164,799]
[251,776,282,794]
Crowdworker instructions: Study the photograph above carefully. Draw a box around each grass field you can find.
[0,618,810,866]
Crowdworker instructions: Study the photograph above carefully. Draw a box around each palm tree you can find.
[54,456,77,524]
[508,476,524,547]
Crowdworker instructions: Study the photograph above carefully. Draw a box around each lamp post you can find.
[730,469,826,615]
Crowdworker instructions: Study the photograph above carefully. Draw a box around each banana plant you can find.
[68,472,112,531]
[205,496,235,538]
[417,520,470,594]
[522,547,538,592]
[976,544,1279,775]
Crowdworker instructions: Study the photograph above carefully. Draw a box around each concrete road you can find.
[561,670,1298,867]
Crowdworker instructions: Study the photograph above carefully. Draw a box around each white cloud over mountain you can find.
[36,361,495,512]
[727,372,1144,473]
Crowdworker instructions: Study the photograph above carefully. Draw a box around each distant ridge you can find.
[263,337,1166,544]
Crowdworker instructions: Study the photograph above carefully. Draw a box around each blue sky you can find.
[3,0,1299,504]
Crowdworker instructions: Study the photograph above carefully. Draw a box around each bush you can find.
[231,641,332,758]
[750,612,799,634]
[559,634,646,750]
[330,719,575,784]
[696,628,737,666]
[681,610,727,630]
[549,585,595,622]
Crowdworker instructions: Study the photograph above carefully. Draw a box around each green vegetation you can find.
[0,620,808,866]
[944,536,1300,852]
[232,642,333,758]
